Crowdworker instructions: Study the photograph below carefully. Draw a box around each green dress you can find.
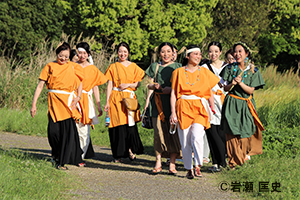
[220,64,265,138]
[145,62,182,118]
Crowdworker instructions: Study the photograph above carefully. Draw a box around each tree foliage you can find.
[203,0,271,59]
[62,0,218,60]
[0,0,64,60]
[258,0,300,70]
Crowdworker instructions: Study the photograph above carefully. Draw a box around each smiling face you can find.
[77,50,88,63]
[226,54,235,64]
[208,45,222,62]
[234,45,249,64]
[57,50,70,65]
[118,46,129,62]
[187,50,202,65]
[160,45,173,64]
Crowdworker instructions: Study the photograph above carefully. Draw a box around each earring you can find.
[245,57,248,65]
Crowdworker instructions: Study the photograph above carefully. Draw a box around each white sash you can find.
[113,87,135,126]
[82,89,99,125]
[180,94,212,122]
[48,89,81,113]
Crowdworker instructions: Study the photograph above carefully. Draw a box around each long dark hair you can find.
[117,42,130,60]
[208,41,222,52]
[76,42,91,55]
[182,44,200,66]
[233,42,252,60]
[157,42,174,55]
[56,42,70,55]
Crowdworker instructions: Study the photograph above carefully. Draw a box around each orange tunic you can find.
[171,67,220,130]
[79,65,108,125]
[39,61,84,123]
[105,62,145,128]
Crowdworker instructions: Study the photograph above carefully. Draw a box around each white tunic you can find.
[201,62,227,125]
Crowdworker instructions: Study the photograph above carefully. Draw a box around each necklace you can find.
[185,65,201,86]
[232,64,248,82]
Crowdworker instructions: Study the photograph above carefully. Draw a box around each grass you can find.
[0,35,300,199]
[0,148,79,199]
[217,155,300,199]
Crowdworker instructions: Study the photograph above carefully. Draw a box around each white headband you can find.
[77,47,86,52]
[88,55,94,65]
[186,48,201,55]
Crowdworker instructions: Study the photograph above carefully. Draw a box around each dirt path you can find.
[0,131,239,200]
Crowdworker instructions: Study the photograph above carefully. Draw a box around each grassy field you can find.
[0,148,79,199]
[0,37,299,199]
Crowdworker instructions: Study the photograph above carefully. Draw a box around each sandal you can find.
[168,169,177,175]
[56,165,68,170]
[152,167,162,173]
[195,167,203,177]
[129,153,136,161]
[244,155,251,161]
[112,159,123,163]
[186,169,194,179]
[78,162,86,167]
[208,166,221,172]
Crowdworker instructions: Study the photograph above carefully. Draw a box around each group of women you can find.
[31,40,265,179]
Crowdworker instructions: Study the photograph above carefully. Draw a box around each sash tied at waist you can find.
[228,93,265,131]
[48,89,80,113]
[113,87,135,126]
[154,91,165,122]
[180,94,213,122]
[82,89,99,125]
[213,89,225,105]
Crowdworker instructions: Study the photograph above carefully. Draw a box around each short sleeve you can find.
[145,62,157,78]
[93,65,108,85]
[73,63,84,82]
[171,68,180,91]
[203,68,220,89]
[104,64,114,82]
[250,69,265,90]
[220,64,233,82]
[39,64,50,81]
[133,63,145,82]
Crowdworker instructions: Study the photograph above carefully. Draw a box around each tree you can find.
[62,0,218,61]
[203,0,272,60]
[258,0,300,70]
[0,0,64,60]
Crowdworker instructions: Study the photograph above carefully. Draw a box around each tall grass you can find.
[1,36,300,199]
[0,33,115,109]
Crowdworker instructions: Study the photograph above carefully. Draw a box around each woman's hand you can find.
[104,102,109,112]
[162,87,172,94]
[170,112,178,125]
[118,83,130,90]
[30,105,37,118]
[71,96,81,110]
[97,104,103,117]
[234,75,242,84]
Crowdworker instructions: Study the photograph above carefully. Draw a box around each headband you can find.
[77,47,86,52]
[234,41,251,53]
[186,48,201,56]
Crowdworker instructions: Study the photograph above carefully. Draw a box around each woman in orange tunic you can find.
[104,42,145,162]
[30,42,84,170]
[76,42,108,164]
[170,45,220,179]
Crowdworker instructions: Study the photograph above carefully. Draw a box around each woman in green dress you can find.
[220,42,265,169]
[145,42,182,175]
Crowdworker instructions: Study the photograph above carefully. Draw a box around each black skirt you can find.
[48,115,83,166]
[109,124,144,159]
